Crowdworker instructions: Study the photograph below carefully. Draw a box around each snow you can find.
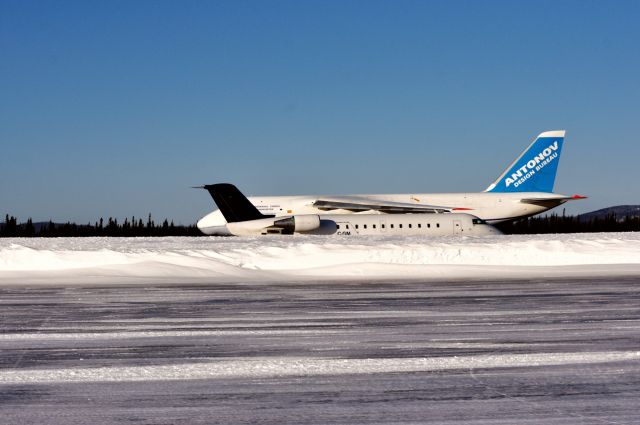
[1,233,639,284]
[2,351,638,384]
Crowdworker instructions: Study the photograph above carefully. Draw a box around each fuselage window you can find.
[373,224,376,229]
[408,224,412,229]
[355,224,359,229]
[437,223,440,228]
[418,223,422,228]
[346,225,349,229]
[390,224,394,229]
[336,224,340,230]
[399,224,403,229]
[363,224,367,229]
[381,224,385,229]
[427,223,431,228]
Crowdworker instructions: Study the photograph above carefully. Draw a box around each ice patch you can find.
[0,328,350,341]
[0,351,638,384]
[1,233,639,284]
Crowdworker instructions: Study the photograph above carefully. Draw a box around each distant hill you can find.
[578,205,640,221]
[32,222,66,231]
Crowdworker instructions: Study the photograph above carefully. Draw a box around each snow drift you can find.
[1,233,639,285]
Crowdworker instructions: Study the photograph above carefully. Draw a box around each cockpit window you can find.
[472,218,487,225]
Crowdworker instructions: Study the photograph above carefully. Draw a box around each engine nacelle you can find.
[273,215,321,233]
[226,215,321,236]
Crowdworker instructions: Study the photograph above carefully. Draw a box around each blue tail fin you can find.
[485,130,565,193]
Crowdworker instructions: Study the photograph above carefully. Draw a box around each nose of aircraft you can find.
[196,210,232,236]
[196,216,207,231]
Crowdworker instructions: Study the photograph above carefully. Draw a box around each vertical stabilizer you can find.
[202,184,266,223]
[485,130,565,193]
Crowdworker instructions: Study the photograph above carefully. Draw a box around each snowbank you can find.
[1,233,639,284]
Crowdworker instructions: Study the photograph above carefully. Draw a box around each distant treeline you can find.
[0,214,201,237]
[496,212,640,234]
[1,212,639,237]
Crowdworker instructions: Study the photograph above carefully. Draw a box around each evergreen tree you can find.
[24,218,35,236]
[48,220,56,236]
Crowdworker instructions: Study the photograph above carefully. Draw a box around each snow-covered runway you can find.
[1,278,640,424]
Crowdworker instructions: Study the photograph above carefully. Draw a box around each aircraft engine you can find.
[225,215,322,236]
[273,215,321,233]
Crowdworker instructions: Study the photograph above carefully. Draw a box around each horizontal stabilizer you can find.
[520,194,587,208]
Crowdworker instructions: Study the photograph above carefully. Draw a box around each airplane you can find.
[200,183,502,236]
[197,130,586,236]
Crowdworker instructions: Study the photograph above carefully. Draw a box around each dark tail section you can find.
[203,183,266,223]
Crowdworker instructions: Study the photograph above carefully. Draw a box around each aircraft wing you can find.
[312,197,453,214]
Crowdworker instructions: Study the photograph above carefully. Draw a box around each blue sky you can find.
[1,0,639,224]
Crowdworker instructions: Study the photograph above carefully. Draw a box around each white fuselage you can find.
[198,191,569,236]
[224,213,501,237]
